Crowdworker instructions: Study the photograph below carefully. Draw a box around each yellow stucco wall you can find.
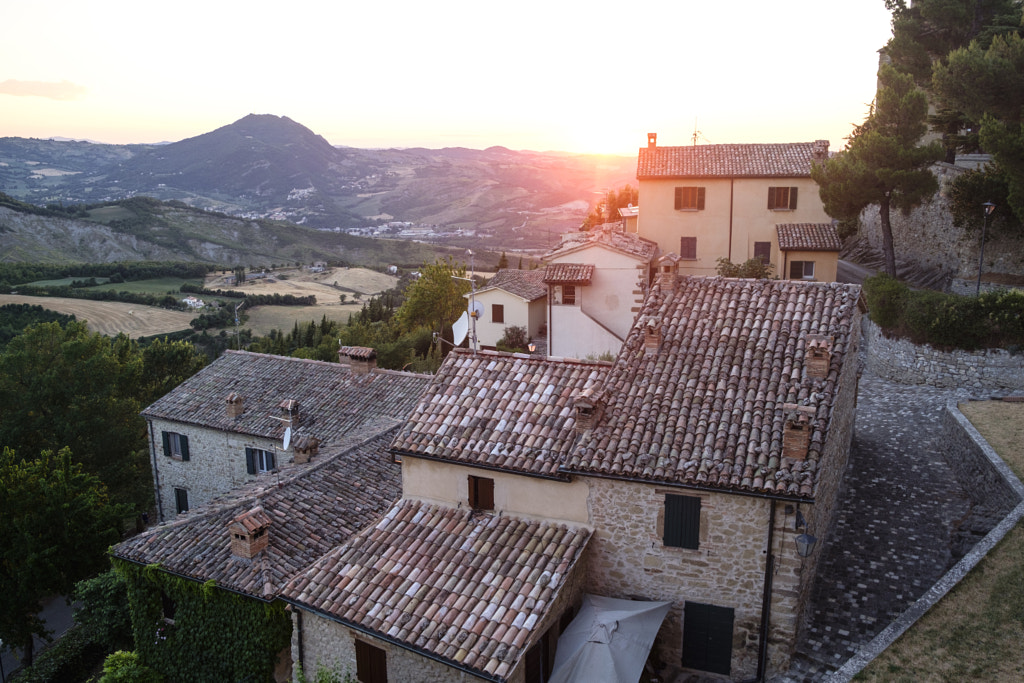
[637,177,830,277]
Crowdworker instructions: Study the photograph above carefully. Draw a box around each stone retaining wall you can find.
[942,405,1023,518]
[861,319,1024,391]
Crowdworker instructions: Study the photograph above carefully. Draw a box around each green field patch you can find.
[28,277,111,287]
[85,205,136,223]
[90,277,204,295]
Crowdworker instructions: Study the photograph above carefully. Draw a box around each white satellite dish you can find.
[452,312,470,346]
[282,427,292,451]
[469,300,484,319]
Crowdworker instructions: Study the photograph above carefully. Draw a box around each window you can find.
[492,304,504,323]
[161,431,190,461]
[355,640,387,683]
[680,236,697,260]
[161,591,177,623]
[663,494,700,549]
[682,602,734,675]
[754,242,771,264]
[674,186,706,210]
[789,260,815,280]
[174,488,189,514]
[245,447,276,474]
[468,475,494,511]
[767,186,798,210]
[560,285,576,306]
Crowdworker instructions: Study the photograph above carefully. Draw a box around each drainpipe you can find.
[148,419,165,523]
[741,499,777,683]
[728,179,735,262]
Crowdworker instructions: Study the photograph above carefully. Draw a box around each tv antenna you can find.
[691,118,710,146]
[449,249,479,353]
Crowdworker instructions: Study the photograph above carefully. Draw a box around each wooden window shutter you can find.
[697,187,706,210]
[789,186,798,209]
[355,640,387,683]
[664,494,700,549]
[162,431,171,457]
[682,601,734,675]
[754,242,771,264]
[680,236,697,260]
[767,188,776,210]
[245,447,256,475]
[674,187,683,210]
[179,435,190,461]
[469,475,494,511]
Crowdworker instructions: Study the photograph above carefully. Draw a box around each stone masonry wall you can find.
[862,319,1024,391]
[149,418,286,522]
[584,479,805,679]
[942,405,1023,521]
[856,162,1024,285]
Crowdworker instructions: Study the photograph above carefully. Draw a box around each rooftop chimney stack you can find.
[655,253,681,287]
[229,507,272,559]
[226,392,244,419]
[278,399,300,428]
[648,132,657,149]
[644,319,662,356]
[292,435,320,465]
[782,403,816,461]
[573,386,606,434]
[805,334,834,380]
[339,345,377,374]
[812,140,829,161]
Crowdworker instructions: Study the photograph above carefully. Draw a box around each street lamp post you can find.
[976,201,997,296]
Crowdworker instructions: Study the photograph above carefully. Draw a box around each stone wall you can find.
[584,478,806,679]
[942,404,1023,521]
[861,319,1024,391]
[856,162,1024,286]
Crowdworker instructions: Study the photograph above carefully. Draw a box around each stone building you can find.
[141,349,430,521]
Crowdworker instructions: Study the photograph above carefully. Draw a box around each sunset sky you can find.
[1,1,894,156]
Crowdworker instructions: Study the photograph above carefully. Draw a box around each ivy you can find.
[113,559,292,683]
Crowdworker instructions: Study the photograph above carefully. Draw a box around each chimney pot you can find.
[805,334,834,379]
[648,132,657,149]
[228,506,272,559]
[226,392,244,418]
[782,403,816,461]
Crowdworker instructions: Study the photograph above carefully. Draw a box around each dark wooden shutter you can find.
[754,242,771,264]
[245,447,256,475]
[174,488,189,514]
[355,640,387,683]
[470,476,495,511]
[664,494,700,549]
[162,431,171,457]
[674,187,683,210]
[680,237,697,260]
[697,187,706,210]
[179,435,189,461]
[789,186,798,209]
[767,187,776,209]
[682,601,734,675]
[493,304,504,323]
[790,260,803,280]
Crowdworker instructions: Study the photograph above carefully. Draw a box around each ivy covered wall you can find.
[114,559,292,683]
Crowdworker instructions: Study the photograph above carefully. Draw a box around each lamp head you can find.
[984,201,996,215]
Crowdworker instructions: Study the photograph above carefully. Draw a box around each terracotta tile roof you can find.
[544,228,658,262]
[542,263,594,285]
[637,141,827,179]
[112,430,403,599]
[390,349,610,477]
[282,499,591,681]
[477,269,547,302]
[777,223,843,251]
[565,276,862,499]
[142,350,431,447]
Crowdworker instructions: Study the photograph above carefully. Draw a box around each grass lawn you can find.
[855,401,1024,682]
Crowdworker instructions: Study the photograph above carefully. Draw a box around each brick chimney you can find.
[644,319,662,356]
[574,386,605,433]
[278,399,300,428]
[292,435,320,465]
[648,132,657,149]
[805,334,834,379]
[339,345,377,374]
[782,404,816,461]
[655,253,681,287]
[812,139,829,161]
[229,506,272,559]
[226,392,244,419]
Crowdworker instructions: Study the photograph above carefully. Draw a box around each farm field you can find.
[0,295,194,338]
[204,266,397,299]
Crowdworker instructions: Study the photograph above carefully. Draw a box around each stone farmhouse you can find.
[114,271,862,683]
[635,133,841,282]
[470,269,547,350]
[140,348,431,521]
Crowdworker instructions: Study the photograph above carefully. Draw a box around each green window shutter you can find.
[161,431,170,457]
[664,494,700,549]
[179,435,190,461]
[697,187,706,210]
[682,601,734,675]
[789,186,798,209]
[245,447,256,475]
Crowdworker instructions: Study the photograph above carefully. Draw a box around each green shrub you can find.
[99,651,162,683]
[863,274,908,330]
[496,325,530,353]
[9,625,107,683]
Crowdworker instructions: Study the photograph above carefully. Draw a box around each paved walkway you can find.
[777,371,988,681]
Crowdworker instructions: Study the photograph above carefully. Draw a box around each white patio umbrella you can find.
[548,594,672,683]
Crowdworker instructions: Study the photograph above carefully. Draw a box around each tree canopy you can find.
[812,65,944,276]
[0,447,127,666]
